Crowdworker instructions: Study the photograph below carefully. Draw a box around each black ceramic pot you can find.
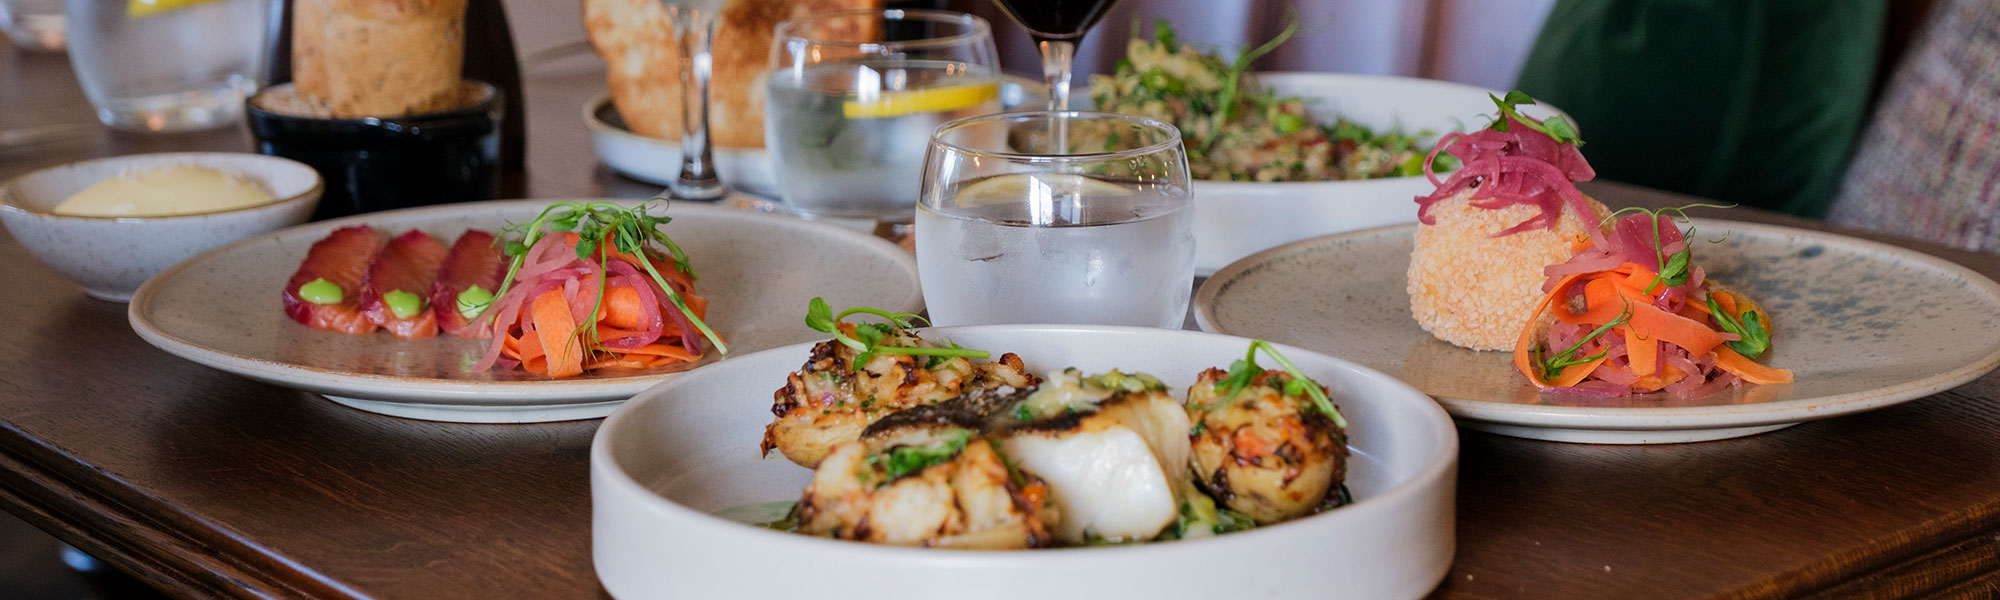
[246,81,503,221]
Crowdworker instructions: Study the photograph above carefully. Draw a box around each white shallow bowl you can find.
[593,325,1458,600]
[1189,73,1567,275]
[0,152,322,301]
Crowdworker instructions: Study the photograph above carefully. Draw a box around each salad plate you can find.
[128,199,922,423]
[592,325,1456,599]
[1195,220,2000,443]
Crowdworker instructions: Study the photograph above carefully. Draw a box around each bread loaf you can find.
[583,0,879,149]
[293,0,470,118]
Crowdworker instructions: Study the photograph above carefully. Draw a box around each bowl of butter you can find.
[0,152,322,301]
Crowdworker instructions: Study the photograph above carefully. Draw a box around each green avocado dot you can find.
[299,278,344,305]
[382,290,424,319]
[456,285,494,319]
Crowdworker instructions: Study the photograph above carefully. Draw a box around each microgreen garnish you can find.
[1486,91,1584,146]
[1216,16,1297,123]
[1532,302,1633,382]
[867,429,971,485]
[475,201,725,354]
[1707,294,1772,358]
[804,297,988,371]
[1196,340,1345,428]
[1597,203,1735,294]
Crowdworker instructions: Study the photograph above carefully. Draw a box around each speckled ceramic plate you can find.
[1195,219,2000,443]
[128,200,921,423]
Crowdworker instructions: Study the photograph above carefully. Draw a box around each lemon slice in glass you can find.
[843,82,1000,119]
[953,173,1133,208]
[128,0,221,18]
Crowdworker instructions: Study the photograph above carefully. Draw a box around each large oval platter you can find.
[129,199,921,423]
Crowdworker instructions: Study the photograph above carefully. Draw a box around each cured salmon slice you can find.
[430,230,508,337]
[283,226,386,334]
[358,230,448,339]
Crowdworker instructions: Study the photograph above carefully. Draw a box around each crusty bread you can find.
[293,0,469,118]
[583,0,879,149]
[1407,190,1610,351]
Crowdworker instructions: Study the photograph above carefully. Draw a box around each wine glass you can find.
[915,111,1194,328]
[766,9,1001,226]
[661,0,727,201]
[989,0,1123,111]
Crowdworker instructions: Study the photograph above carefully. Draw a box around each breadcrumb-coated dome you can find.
[1407,188,1608,351]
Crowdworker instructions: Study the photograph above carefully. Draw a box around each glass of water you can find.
[65,0,267,132]
[0,0,65,51]
[916,111,1194,328]
[767,9,1001,224]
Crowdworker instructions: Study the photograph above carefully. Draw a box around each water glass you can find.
[767,9,1001,223]
[65,0,268,132]
[0,0,64,51]
[916,111,1194,328]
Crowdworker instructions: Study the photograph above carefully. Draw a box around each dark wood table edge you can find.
[0,426,354,599]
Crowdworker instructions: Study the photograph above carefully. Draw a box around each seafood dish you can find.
[760,300,1353,547]
[279,201,724,378]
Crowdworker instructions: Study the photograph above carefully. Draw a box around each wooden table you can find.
[4,41,1999,600]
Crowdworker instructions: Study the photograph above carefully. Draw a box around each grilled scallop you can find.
[1185,368,1348,524]
[762,325,1034,467]
[793,428,1058,549]
[997,369,1192,544]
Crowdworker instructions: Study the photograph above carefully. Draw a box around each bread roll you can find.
[583,0,879,149]
[293,0,469,118]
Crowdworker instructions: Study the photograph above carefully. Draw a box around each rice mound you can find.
[1407,189,1608,351]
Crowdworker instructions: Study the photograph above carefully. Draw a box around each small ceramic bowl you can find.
[0,152,322,302]
[247,81,502,220]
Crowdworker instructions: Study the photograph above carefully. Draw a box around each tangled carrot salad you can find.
[466,201,726,378]
[1515,206,1793,397]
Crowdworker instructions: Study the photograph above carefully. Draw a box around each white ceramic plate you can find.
[593,325,1457,600]
[1195,220,2000,443]
[128,199,921,423]
[1187,73,1568,275]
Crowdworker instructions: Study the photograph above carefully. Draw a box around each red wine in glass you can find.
[990,0,1124,110]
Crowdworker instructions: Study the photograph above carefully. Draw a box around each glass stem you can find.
[668,4,725,201]
[1036,38,1075,155]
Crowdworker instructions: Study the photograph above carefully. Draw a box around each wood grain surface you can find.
[4,31,2000,600]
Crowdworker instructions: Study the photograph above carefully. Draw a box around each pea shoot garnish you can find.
[1197,340,1346,428]
[1487,91,1583,146]
[803,297,988,371]
[1708,295,1772,358]
[476,200,726,354]
[1598,203,1734,294]
[1531,302,1633,382]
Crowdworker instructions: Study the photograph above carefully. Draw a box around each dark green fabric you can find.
[1515,0,1886,217]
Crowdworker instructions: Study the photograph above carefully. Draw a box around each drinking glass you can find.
[662,0,728,201]
[767,9,1001,224]
[916,111,1194,328]
[990,0,1122,110]
[65,0,267,132]
[0,0,64,51]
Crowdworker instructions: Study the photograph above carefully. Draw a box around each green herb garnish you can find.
[478,201,724,354]
[1532,303,1633,382]
[803,297,987,371]
[868,429,971,485]
[1217,16,1297,123]
[1597,203,1735,294]
[1486,90,1583,146]
[1707,294,1772,358]
[1195,340,1346,428]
